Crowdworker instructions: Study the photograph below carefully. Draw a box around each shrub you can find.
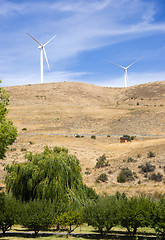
[147,151,156,158]
[74,134,80,138]
[91,135,96,139]
[22,128,27,131]
[139,162,156,173]
[21,148,27,152]
[149,173,163,182]
[95,154,109,168]
[96,173,108,183]
[117,168,134,183]
[127,157,136,163]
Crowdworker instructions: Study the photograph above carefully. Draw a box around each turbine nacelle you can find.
[38,46,43,49]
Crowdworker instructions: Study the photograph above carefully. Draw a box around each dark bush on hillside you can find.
[117,168,134,183]
[96,173,108,183]
[147,151,156,158]
[149,172,163,182]
[138,162,156,173]
[95,154,109,168]
[127,157,137,163]
[91,135,96,139]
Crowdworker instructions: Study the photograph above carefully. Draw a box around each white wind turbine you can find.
[107,57,143,88]
[27,33,56,84]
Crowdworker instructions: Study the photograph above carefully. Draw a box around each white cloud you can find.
[0,0,25,16]
[1,0,165,87]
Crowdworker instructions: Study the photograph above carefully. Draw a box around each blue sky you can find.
[1,0,165,87]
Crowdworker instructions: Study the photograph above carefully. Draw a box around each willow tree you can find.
[5,146,97,204]
[0,81,17,159]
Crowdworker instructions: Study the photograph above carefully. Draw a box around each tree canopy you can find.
[5,146,97,203]
[0,81,17,159]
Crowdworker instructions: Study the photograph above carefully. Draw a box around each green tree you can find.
[5,146,97,203]
[151,197,165,240]
[119,195,153,237]
[59,208,84,234]
[85,195,119,235]
[18,199,54,234]
[0,81,17,159]
[0,193,17,234]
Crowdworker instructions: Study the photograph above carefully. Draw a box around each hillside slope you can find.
[1,81,165,196]
[5,81,165,135]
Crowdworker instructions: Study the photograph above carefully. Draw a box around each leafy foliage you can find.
[91,135,96,139]
[150,197,165,240]
[117,167,134,183]
[96,173,108,183]
[58,208,84,234]
[147,151,156,158]
[0,193,17,234]
[119,195,154,237]
[149,172,163,182]
[0,81,17,159]
[5,146,97,203]
[138,162,156,173]
[18,199,54,234]
[85,195,119,235]
[95,154,109,168]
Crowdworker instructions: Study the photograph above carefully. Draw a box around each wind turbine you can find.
[107,57,143,87]
[27,33,56,84]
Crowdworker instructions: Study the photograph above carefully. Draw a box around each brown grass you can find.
[1,81,165,196]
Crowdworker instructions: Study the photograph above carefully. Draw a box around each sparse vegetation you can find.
[149,172,163,182]
[117,168,134,183]
[96,173,108,183]
[21,148,27,152]
[147,151,156,158]
[127,157,137,163]
[95,154,109,168]
[138,162,156,173]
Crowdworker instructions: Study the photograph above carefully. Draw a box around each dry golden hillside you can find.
[0,81,165,196]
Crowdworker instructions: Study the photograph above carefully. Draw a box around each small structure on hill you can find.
[120,136,129,143]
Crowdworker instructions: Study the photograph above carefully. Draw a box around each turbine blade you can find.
[43,35,56,46]
[126,56,143,69]
[26,33,43,47]
[107,60,125,69]
[43,47,50,70]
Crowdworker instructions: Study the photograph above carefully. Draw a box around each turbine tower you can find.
[27,33,56,84]
[107,57,143,87]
